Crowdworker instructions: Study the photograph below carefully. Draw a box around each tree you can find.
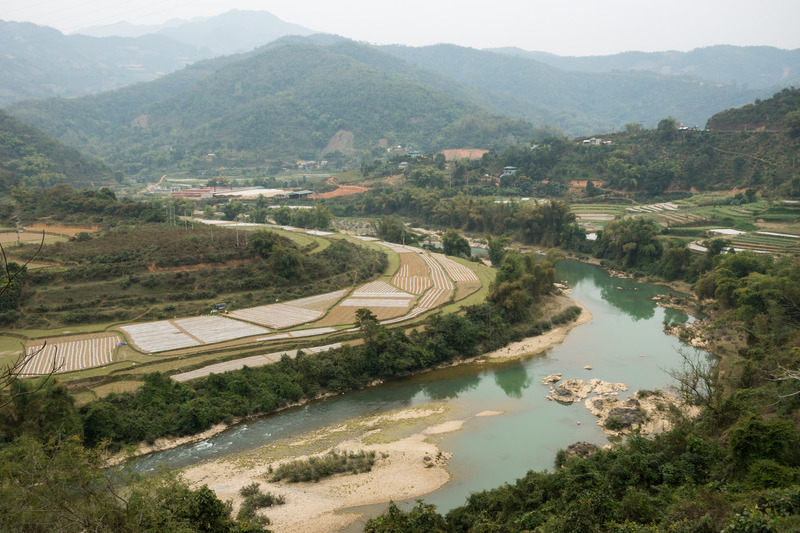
[625,122,643,134]
[221,201,245,221]
[372,215,418,245]
[409,168,446,188]
[311,204,332,230]
[271,206,291,225]
[355,308,381,344]
[666,348,721,415]
[0,435,265,532]
[270,246,303,279]
[441,229,470,258]
[485,234,510,267]
[365,500,448,533]
[250,230,280,259]
[785,109,800,138]
[657,117,678,141]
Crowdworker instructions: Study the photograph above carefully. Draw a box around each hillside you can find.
[6,42,536,174]
[0,20,210,106]
[0,110,111,193]
[707,87,800,132]
[379,44,778,132]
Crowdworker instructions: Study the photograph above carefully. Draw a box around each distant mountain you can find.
[0,20,209,106]
[0,110,111,192]
[379,44,780,133]
[78,10,316,56]
[6,42,536,173]
[488,45,800,90]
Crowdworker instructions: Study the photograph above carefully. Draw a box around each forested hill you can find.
[6,42,536,175]
[378,43,776,133]
[0,110,111,193]
[707,87,800,133]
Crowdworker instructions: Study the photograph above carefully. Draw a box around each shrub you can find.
[270,450,378,483]
[235,482,284,525]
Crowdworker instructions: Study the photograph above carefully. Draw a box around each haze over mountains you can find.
[2,9,799,169]
[77,10,315,56]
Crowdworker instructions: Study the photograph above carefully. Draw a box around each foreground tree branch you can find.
[0,232,62,406]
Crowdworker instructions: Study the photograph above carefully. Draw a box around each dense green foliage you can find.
[0,111,111,192]
[334,191,578,248]
[488,250,560,322]
[10,184,167,224]
[0,435,266,532]
[441,229,471,258]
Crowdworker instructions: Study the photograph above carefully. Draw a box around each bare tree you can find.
[666,347,721,415]
[768,365,800,398]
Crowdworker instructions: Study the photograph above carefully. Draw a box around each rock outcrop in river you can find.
[545,377,628,403]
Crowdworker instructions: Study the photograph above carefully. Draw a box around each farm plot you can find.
[729,233,800,254]
[317,267,428,327]
[392,252,432,294]
[341,280,415,309]
[121,321,201,352]
[20,334,120,376]
[121,316,269,353]
[376,241,422,254]
[432,253,482,299]
[432,254,479,282]
[171,343,342,382]
[229,304,324,329]
[173,316,269,344]
[659,212,706,226]
[284,289,348,311]
[415,254,453,309]
[258,327,337,342]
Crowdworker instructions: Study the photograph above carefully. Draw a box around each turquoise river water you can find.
[131,259,704,524]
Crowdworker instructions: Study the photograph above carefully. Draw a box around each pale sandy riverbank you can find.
[181,405,504,533]
[480,300,593,361]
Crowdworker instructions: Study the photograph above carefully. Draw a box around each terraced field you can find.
[20,334,120,376]
[121,317,269,353]
[16,234,487,383]
[729,232,800,254]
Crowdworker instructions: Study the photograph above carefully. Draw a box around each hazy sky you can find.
[2,0,799,56]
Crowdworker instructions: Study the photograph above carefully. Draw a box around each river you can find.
[131,259,703,525]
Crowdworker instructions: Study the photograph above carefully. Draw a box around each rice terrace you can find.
[3,222,491,399]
